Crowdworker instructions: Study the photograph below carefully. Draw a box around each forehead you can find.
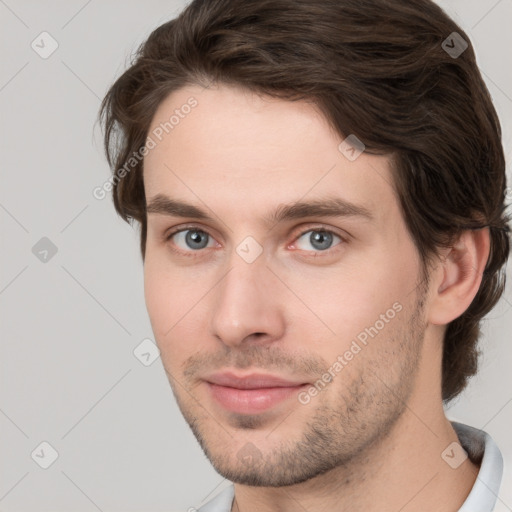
[143,84,396,225]
[145,83,335,172]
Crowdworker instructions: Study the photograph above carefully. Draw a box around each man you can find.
[99,0,510,510]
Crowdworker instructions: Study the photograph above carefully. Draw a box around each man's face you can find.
[143,84,429,486]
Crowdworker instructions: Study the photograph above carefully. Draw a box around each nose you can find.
[209,256,286,348]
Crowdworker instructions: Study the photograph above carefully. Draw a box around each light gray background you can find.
[1,1,511,511]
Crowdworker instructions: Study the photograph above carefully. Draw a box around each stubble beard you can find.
[167,287,427,487]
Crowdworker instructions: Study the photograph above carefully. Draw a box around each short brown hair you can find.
[99,0,510,402]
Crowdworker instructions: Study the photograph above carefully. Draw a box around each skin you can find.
[142,83,490,511]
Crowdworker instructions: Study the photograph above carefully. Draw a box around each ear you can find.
[428,228,490,325]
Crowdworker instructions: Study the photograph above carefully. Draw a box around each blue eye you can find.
[165,226,345,258]
[168,229,215,251]
[295,230,342,252]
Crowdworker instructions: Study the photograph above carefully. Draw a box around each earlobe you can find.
[428,228,490,325]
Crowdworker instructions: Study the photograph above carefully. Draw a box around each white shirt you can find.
[196,422,505,512]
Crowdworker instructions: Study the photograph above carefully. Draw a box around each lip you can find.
[205,371,308,389]
[204,371,310,414]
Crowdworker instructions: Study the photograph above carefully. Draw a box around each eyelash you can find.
[164,224,348,259]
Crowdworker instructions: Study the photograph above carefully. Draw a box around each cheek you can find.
[143,256,188,342]
[144,258,167,333]
[284,251,417,347]
[143,255,211,368]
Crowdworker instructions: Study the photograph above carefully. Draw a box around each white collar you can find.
[454,422,503,511]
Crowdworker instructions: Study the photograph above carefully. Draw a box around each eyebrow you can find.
[146,194,373,226]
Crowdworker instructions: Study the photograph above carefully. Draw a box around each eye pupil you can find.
[310,231,333,251]
[186,230,209,249]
